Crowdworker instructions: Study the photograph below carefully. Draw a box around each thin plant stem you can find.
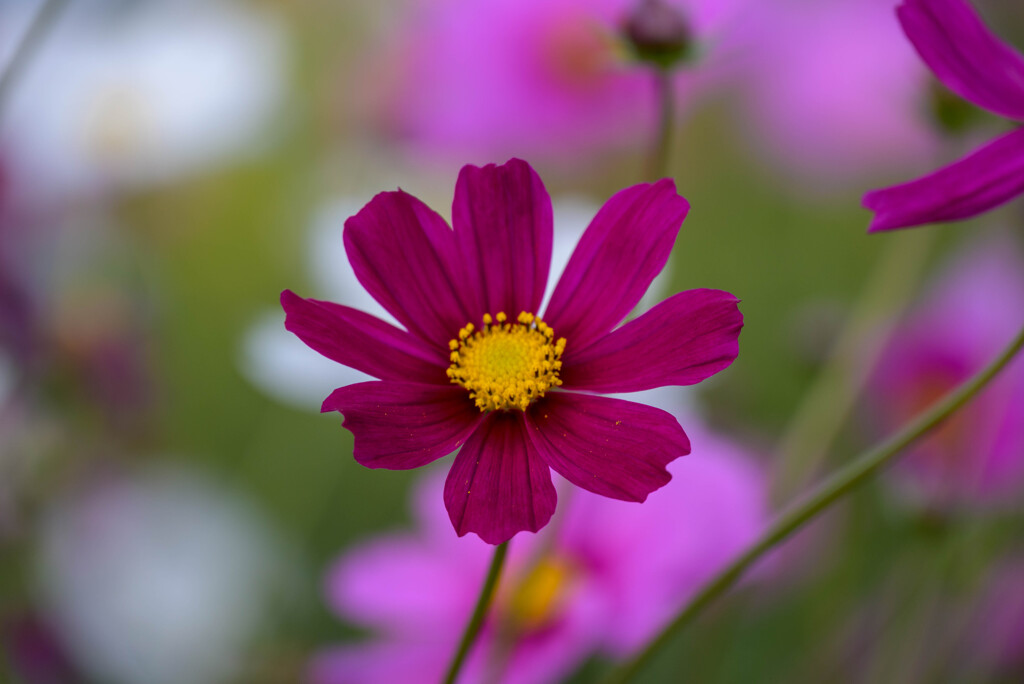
[601,321,1024,684]
[772,229,934,503]
[647,67,674,180]
[443,540,510,684]
[482,489,574,684]
[0,0,69,122]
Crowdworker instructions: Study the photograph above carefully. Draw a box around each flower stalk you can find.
[773,229,934,502]
[601,321,1024,684]
[443,540,510,684]
[623,0,691,179]
[648,67,675,181]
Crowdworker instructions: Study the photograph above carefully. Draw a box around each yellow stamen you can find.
[447,311,567,412]
[506,556,575,630]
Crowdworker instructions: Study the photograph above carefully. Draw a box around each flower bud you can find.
[623,0,693,69]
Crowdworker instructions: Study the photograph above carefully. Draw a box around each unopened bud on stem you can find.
[623,0,693,70]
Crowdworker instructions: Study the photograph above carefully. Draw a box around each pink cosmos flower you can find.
[281,159,743,544]
[739,0,935,187]
[864,0,1024,231]
[361,0,750,163]
[309,425,768,684]
[868,237,1024,508]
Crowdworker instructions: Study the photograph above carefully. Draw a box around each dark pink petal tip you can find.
[280,290,446,381]
[443,413,556,544]
[864,126,1024,232]
[544,179,690,349]
[561,289,743,393]
[526,393,689,502]
[322,381,482,470]
[898,0,1024,121]
[451,158,553,319]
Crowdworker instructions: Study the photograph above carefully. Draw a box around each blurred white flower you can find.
[241,195,683,413]
[37,465,291,684]
[241,196,383,412]
[1,0,286,198]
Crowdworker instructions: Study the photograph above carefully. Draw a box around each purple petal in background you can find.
[324,536,480,638]
[870,236,1024,507]
[864,126,1024,232]
[309,643,448,684]
[739,0,934,185]
[559,425,767,654]
[898,0,1024,121]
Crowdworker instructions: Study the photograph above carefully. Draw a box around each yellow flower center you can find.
[505,556,576,631]
[447,311,567,412]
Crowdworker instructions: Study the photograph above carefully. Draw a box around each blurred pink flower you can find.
[0,167,155,433]
[869,236,1024,509]
[864,0,1024,231]
[737,0,935,187]
[363,0,750,163]
[310,422,768,684]
[0,213,36,394]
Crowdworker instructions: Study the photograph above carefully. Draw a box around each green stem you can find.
[0,0,69,121]
[442,540,510,684]
[481,492,573,684]
[773,229,934,503]
[601,322,1024,684]
[647,67,674,181]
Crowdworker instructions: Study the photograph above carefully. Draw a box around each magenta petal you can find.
[322,381,482,470]
[344,190,470,348]
[544,180,689,349]
[443,413,556,544]
[898,0,1024,120]
[864,127,1024,232]
[281,290,446,381]
[324,536,480,636]
[451,159,553,318]
[525,393,689,502]
[561,289,742,393]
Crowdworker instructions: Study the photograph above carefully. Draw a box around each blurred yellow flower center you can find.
[83,86,154,163]
[506,556,575,630]
[447,311,566,412]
